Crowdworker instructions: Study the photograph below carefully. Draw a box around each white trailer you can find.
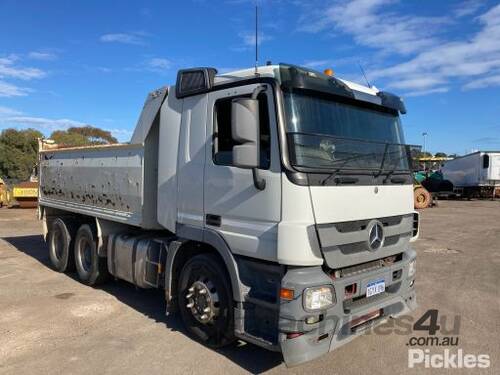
[441,151,500,198]
[39,64,418,366]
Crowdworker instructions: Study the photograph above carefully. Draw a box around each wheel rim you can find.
[185,279,220,325]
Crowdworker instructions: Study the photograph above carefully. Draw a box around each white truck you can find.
[442,151,500,198]
[39,64,418,366]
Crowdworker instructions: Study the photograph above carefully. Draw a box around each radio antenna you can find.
[358,61,371,88]
[254,5,259,76]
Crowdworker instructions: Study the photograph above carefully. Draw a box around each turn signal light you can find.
[280,288,294,300]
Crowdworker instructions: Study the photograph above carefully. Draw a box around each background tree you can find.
[0,128,43,181]
[50,125,118,147]
[434,152,448,158]
[0,125,118,181]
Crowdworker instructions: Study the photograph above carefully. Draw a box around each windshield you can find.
[283,91,410,172]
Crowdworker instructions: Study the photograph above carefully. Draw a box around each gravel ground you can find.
[0,200,499,374]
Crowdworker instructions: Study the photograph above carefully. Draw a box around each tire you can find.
[178,253,235,348]
[48,217,76,272]
[414,187,431,209]
[74,224,109,285]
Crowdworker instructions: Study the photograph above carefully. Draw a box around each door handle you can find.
[206,214,221,227]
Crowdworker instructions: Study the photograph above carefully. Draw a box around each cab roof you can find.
[215,64,380,97]
[214,64,405,114]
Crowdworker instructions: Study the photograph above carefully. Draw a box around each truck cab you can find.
[39,63,418,366]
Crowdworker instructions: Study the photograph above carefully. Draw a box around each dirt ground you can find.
[0,201,499,374]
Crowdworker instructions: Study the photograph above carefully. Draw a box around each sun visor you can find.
[377,91,407,114]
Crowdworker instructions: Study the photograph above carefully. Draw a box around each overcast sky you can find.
[1,0,500,154]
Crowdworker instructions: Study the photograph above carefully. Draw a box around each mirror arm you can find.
[252,168,266,190]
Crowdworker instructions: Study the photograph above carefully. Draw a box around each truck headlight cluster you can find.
[303,285,336,311]
[408,259,416,277]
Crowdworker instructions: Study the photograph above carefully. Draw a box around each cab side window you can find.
[213,93,271,169]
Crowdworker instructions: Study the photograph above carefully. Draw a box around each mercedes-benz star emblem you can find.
[367,221,384,250]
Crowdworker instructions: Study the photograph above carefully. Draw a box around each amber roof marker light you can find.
[324,68,335,77]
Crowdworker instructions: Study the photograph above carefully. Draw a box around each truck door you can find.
[204,84,281,261]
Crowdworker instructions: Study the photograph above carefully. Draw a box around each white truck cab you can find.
[39,63,418,366]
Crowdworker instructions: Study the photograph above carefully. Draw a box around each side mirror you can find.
[231,98,260,169]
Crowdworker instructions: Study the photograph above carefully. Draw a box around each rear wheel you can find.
[178,253,235,348]
[48,217,76,272]
[74,224,108,285]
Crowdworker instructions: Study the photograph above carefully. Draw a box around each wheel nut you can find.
[186,302,194,308]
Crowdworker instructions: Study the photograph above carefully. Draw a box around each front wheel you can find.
[74,224,109,285]
[178,253,235,348]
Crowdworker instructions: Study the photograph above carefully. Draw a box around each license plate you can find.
[366,279,385,297]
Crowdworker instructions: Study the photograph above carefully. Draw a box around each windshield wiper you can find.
[319,152,378,185]
[320,172,359,186]
[375,145,411,183]
[321,170,338,185]
[374,143,390,178]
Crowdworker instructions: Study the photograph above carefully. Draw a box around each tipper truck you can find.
[39,64,419,366]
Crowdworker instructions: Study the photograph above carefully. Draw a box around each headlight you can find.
[408,259,416,277]
[303,285,336,311]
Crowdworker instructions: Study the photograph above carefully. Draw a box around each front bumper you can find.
[278,248,417,367]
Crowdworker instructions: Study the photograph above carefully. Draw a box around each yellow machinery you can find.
[413,170,433,209]
[12,180,39,208]
[0,178,11,207]
[416,156,453,171]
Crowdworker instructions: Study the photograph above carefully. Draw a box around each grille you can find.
[338,242,366,254]
[335,253,403,278]
[319,214,413,255]
[337,233,409,255]
[338,259,384,277]
[384,234,401,247]
[317,214,413,268]
[334,214,405,233]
